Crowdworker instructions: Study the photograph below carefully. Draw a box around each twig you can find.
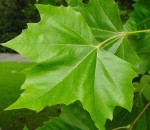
[129,102,150,130]
[113,125,130,130]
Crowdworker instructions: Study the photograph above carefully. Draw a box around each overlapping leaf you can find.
[66,0,122,43]
[66,0,140,71]
[124,0,150,73]
[124,0,150,31]
[37,102,98,130]
[3,4,136,130]
[106,95,150,130]
[135,74,150,101]
[137,35,150,73]
[23,126,28,130]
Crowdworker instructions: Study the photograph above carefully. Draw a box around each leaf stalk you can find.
[128,102,150,130]
[113,125,130,130]
[125,29,150,35]
[96,29,150,49]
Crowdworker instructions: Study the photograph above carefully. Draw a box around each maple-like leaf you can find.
[3,5,136,130]
[66,0,140,72]
[124,0,150,73]
[124,0,150,31]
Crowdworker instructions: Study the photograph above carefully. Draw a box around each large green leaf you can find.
[136,35,150,73]
[66,0,122,42]
[124,0,150,73]
[124,0,150,31]
[135,74,150,101]
[3,5,136,130]
[67,0,123,31]
[66,0,141,71]
[38,101,98,130]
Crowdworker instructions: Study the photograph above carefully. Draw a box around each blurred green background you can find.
[0,0,40,52]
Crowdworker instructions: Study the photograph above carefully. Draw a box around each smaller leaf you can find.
[38,101,98,130]
[135,75,150,101]
[66,0,81,6]
[140,75,150,101]
[124,0,150,73]
[137,34,150,73]
[124,0,150,31]
[23,126,29,130]
[106,95,149,130]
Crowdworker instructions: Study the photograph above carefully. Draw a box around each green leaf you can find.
[141,75,150,101]
[67,0,123,31]
[66,0,141,71]
[3,5,136,130]
[105,37,141,72]
[135,75,150,101]
[124,0,150,31]
[66,0,81,7]
[23,126,29,130]
[124,0,150,73]
[106,95,150,130]
[66,0,123,42]
[38,101,98,130]
[137,35,150,73]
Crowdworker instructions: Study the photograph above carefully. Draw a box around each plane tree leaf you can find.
[140,75,150,101]
[66,0,141,71]
[136,35,150,73]
[3,5,137,130]
[66,0,81,7]
[67,0,123,31]
[134,74,150,101]
[124,0,150,73]
[66,0,122,42]
[124,0,150,31]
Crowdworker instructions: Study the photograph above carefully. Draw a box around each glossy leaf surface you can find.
[3,4,137,130]
[66,0,140,71]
